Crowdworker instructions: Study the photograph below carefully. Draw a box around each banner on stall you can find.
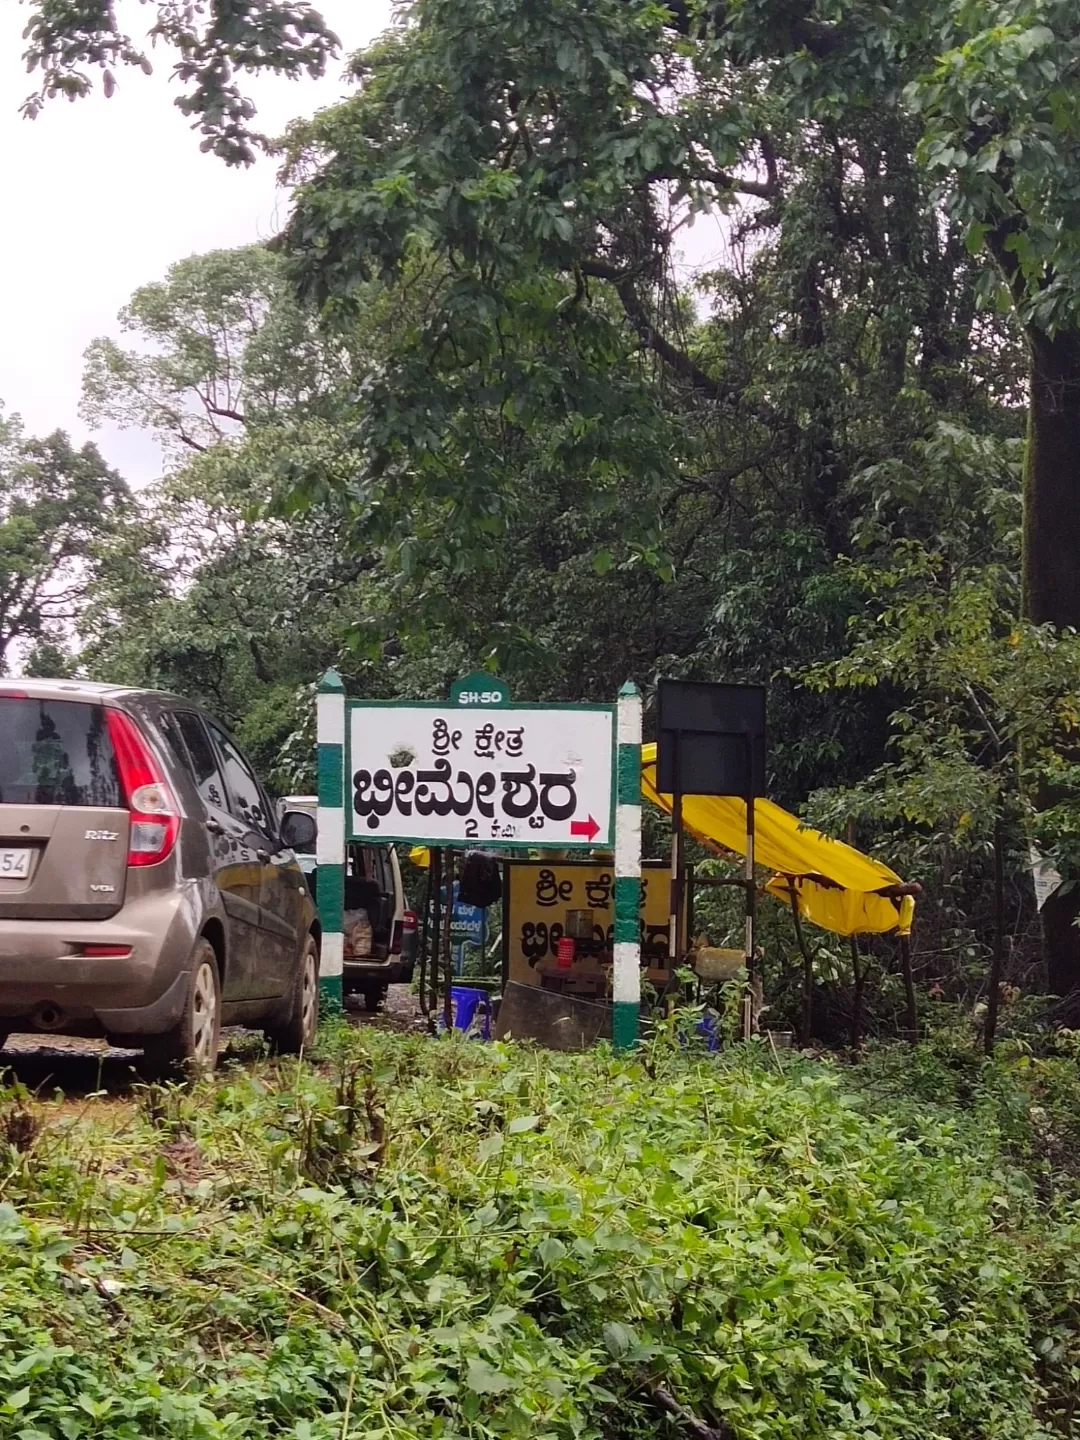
[505,861,678,988]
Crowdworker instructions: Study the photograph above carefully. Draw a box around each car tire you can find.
[139,939,222,1081]
[265,933,320,1055]
[362,985,387,1012]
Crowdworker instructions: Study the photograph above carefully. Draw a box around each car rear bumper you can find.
[0,889,198,1035]
[343,957,412,988]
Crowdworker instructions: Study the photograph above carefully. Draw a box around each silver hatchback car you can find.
[0,680,321,1074]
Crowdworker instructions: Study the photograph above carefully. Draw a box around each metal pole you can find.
[500,862,510,991]
[613,682,643,1051]
[417,849,434,1016]
[442,850,455,1034]
[669,740,683,966]
[315,669,346,1015]
[423,848,442,1020]
[742,733,756,1040]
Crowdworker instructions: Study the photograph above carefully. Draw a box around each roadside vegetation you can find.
[1,1023,1077,1440]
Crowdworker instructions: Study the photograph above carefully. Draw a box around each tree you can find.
[81,245,346,455]
[0,410,135,671]
[279,0,1080,992]
[20,0,338,164]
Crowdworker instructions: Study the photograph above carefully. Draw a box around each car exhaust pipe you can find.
[33,1002,64,1031]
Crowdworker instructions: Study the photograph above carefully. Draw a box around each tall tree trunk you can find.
[1024,327,1080,999]
[1024,328,1080,624]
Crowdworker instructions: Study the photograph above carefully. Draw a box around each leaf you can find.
[537,1237,567,1266]
[602,1321,638,1359]
[6,1389,30,1412]
[478,1134,504,1163]
[507,1114,539,1134]
[592,548,613,576]
[465,1359,513,1394]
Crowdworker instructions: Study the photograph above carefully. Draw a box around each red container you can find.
[556,937,576,969]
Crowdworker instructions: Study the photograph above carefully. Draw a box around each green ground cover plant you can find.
[0,1026,1076,1440]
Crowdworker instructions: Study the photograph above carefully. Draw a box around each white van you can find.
[279,797,417,1010]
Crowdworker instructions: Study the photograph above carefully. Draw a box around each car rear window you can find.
[0,698,121,807]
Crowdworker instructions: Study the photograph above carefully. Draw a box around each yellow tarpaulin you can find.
[641,743,914,937]
[407,747,914,937]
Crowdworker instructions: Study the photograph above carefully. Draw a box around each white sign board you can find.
[347,703,615,848]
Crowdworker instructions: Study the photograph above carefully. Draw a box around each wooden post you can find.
[789,884,814,1048]
[850,936,867,1052]
[899,935,918,1042]
[984,810,1005,1054]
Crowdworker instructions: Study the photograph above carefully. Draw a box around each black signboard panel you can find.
[656,680,766,798]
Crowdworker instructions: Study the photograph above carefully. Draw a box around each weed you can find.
[0,1031,1074,1439]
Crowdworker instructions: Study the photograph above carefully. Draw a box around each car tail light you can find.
[105,710,180,867]
[78,944,133,957]
[392,909,417,955]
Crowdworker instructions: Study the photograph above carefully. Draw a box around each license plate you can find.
[0,848,32,878]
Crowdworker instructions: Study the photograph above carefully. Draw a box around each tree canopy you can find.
[0,411,137,673]
[20,0,339,163]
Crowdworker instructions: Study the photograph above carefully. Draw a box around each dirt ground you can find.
[0,985,427,1100]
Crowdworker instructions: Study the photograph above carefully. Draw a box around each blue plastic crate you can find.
[439,985,493,1039]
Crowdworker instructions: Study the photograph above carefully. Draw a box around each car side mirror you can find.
[280,809,317,852]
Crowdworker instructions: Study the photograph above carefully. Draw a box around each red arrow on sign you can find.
[571,815,600,842]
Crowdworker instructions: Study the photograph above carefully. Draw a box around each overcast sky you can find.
[0,0,391,485]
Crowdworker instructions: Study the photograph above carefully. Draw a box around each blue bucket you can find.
[677,1013,720,1052]
[445,985,493,1039]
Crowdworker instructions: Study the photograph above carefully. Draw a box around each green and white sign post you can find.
[316,668,347,1012]
[613,681,643,1052]
[314,671,642,1047]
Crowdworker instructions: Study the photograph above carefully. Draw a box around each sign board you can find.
[505,862,677,988]
[449,672,510,707]
[657,679,766,797]
[348,703,615,848]
[448,883,486,945]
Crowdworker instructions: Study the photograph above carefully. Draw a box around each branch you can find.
[650,164,778,200]
[580,259,729,398]
[661,0,846,57]
[248,636,273,685]
[646,1386,733,1440]
[197,391,247,427]
[758,133,779,193]
[983,216,1029,312]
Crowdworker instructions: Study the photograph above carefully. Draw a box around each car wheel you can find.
[265,934,320,1055]
[140,939,222,1081]
[362,985,386,1013]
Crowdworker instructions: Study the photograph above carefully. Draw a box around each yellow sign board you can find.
[505,862,675,989]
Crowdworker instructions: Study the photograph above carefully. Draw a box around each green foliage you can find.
[20,0,339,165]
[0,409,138,673]
[908,3,1080,333]
[0,1032,1077,1438]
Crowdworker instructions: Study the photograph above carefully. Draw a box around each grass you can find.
[0,1022,1076,1440]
